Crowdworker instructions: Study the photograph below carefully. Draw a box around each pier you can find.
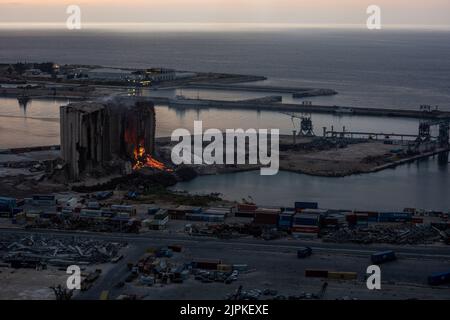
[165,97,450,120]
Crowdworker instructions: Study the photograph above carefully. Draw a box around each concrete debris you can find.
[0,234,125,267]
[227,283,328,300]
[193,269,239,284]
[323,224,441,245]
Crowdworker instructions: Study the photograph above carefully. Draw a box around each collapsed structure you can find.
[60,99,156,180]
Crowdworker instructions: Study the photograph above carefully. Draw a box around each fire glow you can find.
[132,144,170,171]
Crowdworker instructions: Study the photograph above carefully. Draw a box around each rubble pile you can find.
[194,269,239,284]
[0,234,125,266]
[226,283,328,300]
[323,224,442,245]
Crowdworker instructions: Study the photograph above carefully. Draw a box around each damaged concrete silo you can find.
[60,99,156,180]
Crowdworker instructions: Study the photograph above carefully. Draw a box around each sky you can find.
[0,0,449,27]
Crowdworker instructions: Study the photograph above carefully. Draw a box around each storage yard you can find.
[0,191,450,300]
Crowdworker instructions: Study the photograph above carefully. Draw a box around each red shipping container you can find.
[238,204,257,212]
[292,226,319,233]
[411,217,424,224]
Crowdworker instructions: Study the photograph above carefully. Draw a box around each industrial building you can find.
[60,99,156,180]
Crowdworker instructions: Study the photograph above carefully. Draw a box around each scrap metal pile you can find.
[322,224,444,245]
[226,283,328,300]
[0,234,125,267]
[193,269,240,284]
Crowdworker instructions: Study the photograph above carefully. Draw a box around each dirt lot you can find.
[0,267,67,300]
[280,141,400,176]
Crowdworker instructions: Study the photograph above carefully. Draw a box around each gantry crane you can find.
[281,112,315,137]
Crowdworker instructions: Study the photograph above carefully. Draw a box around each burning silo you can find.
[60,99,156,180]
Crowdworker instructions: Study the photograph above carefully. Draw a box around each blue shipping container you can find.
[294,218,318,226]
[0,197,16,211]
[371,250,397,264]
[148,207,160,215]
[295,202,318,210]
[428,272,450,286]
[378,212,412,222]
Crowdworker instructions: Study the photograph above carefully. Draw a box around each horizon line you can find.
[0,22,449,31]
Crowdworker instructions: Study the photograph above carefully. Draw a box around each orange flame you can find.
[132,144,172,171]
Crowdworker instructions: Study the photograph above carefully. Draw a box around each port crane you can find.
[280,112,315,137]
[416,118,450,148]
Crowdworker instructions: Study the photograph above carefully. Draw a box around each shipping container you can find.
[293,213,320,226]
[305,269,328,278]
[168,245,183,253]
[94,191,113,200]
[217,264,232,272]
[371,250,397,264]
[116,212,131,218]
[147,206,160,215]
[428,271,450,286]
[101,210,115,218]
[87,202,101,210]
[301,209,327,215]
[0,197,16,211]
[111,205,136,215]
[154,209,169,220]
[346,214,357,226]
[328,272,358,280]
[192,259,222,270]
[186,213,225,223]
[254,209,279,226]
[278,213,294,229]
[232,264,249,272]
[168,205,201,220]
[12,207,23,215]
[235,211,255,218]
[295,202,319,210]
[291,226,319,233]
[411,217,424,224]
[203,209,229,216]
[378,212,412,223]
[207,207,233,216]
[32,195,56,206]
[80,209,102,218]
[237,203,257,212]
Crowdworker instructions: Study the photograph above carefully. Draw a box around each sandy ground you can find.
[0,267,68,300]
[280,141,398,176]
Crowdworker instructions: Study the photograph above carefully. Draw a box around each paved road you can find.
[3,228,448,300]
[2,227,450,259]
